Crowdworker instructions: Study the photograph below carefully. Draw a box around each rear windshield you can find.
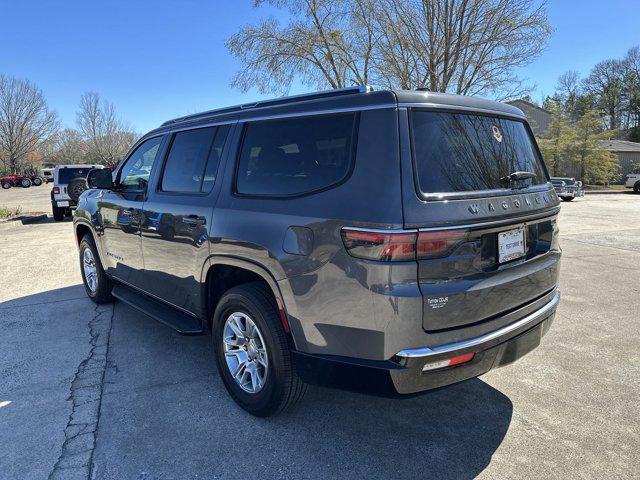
[58,167,93,184]
[411,110,547,195]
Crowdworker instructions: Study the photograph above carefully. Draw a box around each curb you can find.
[584,190,630,195]
[20,214,48,224]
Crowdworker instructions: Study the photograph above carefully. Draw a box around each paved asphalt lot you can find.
[1,188,639,479]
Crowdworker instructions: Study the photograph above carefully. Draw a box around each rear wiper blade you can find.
[500,171,537,188]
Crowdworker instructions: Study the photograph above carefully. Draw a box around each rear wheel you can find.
[52,203,65,221]
[212,282,306,417]
[561,197,574,202]
[79,234,113,304]
[634,182,640,194]
[20,178,32,188]
[32,176,42,186]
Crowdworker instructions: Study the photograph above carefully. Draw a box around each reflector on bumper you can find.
[422,352,474,372]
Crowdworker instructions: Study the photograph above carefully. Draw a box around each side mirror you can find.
[86,168,114,190]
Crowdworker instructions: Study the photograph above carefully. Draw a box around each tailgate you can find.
[398,107,561,332]
[418,213,559,331]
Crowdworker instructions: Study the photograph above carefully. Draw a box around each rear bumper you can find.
[293,291,559,395]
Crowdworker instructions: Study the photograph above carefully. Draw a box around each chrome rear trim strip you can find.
[395,290,560,358]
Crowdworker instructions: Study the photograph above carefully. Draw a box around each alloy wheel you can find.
[223,312,269,394]
[82,248,98,293]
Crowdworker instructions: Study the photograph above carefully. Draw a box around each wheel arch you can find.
[201,256,295,347]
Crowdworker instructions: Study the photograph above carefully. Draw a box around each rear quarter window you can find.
[410,110,548,196]
[235,113,358,197]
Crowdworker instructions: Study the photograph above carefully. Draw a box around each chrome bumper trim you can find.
[396,290,560,358]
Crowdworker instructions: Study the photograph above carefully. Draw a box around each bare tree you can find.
[42,128,87,165]
[76,92,137,164]
[583,59,626,130]
[227,0,377,93]
[227,0,551,99]
[374,0,551,99]
[0,75,59,173]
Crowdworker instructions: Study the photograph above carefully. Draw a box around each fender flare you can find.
[200,255,296,345]
[200,255,285,306]
[73,219,108,267]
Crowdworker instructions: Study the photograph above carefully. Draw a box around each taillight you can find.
[52,187,60,194]
[341,229,417,261]
[416,230,467,259]
[341,228,467,262]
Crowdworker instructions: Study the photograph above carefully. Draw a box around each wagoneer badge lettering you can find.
[502,201,509,210]
[469,204,479,214]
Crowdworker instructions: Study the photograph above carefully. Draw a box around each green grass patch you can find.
[0,205,22,219]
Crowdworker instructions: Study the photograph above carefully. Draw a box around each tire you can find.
[67,177,87,203]
[1,182,10,189]
[32,176,42,186]
[79,234,113,304]
[561,197,574,202]
[20,178,32,188]
[212,282,306,417]
[634,182,640,194]
[52,203,64,221]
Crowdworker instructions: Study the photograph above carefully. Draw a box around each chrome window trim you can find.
[395,290,560,358]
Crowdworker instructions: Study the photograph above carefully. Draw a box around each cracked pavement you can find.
[1,191,639,479]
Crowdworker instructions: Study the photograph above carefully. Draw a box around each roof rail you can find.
[161,85,373,126]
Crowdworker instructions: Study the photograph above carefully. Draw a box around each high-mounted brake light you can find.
[52,187,60,194]
[341,228,467,262]
[422,352,474,372]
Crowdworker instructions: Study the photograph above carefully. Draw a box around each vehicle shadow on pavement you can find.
[90,301,513,480]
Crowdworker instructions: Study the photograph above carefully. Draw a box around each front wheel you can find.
[634,182,640,194]
[32,176,42,186]
[212,282,306,417]
[79,234,113,304]
[1,182,10,189]
[561,197,574,202]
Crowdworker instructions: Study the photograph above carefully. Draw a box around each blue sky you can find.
[1,0,638,134]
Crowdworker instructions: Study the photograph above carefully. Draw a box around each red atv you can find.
[0,173,45,189]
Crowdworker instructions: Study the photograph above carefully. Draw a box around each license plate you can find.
[498,228,526,263]
[57,201,69,207]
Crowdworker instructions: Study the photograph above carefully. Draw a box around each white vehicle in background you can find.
[39,167,54,183]
[624,173,640,193]
[51,165,104,221]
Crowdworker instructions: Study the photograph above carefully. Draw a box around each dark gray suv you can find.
[73,87,561,416]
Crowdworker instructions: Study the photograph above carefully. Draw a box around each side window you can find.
[159,125,231,194]
[236,113,357,196]
[161,127,216,193]
[119,137,162,191]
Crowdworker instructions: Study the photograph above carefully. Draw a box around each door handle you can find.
[182,216,200,225]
